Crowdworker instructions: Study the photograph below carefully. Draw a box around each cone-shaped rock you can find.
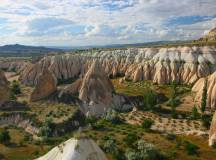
[192,71,216,109]
[79,60,114,105]
[0,70,10,105]
[35,138,107,160]
[30,69,57,102]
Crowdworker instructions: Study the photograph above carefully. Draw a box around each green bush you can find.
[0,129,11,144]
[184,141,199,155]
[10,80,21,95]
[104,108,121,124]
[142,88,157,110]
[142,119,154,131]
[124,133,139,147]
[191,105,200,120]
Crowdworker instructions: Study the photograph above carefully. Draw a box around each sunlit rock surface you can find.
[36,138,107,160]
[20,46,216,86]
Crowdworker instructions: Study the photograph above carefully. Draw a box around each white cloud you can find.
[0,0,216,46]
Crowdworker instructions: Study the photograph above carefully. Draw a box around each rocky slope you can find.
[36,138,107,160]
[209,111,216,146]
[0,60,30,73]
[199,28,216,42]
[60,61,133,116]
[30,69,57,102]
[192,71,216,109]
[0,70,10,105]
[20,46,216,87]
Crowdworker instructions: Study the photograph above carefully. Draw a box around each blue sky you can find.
[0,0,216,46]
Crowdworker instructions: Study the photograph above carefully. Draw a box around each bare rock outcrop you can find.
[192,72,216,109]
[199,27,216,42]
[20,46,216,87]
[0,70,10,105]
[62,61,133,116]
[36,138,108,160]
[79,60,114,104]
[30,69,57,102]
[209,111,216,146]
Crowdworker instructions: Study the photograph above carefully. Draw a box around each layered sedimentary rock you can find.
[209,111,216,146]
[192,72,216,109]
[20,46,216,86]
[0,70,10,105]
[36,138,107,160]
[0,60,30,73]
[30,69,57,102]
[75,61,133,116]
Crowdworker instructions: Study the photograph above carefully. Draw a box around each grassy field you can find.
[81,120,216,160]
[0,127,53,160]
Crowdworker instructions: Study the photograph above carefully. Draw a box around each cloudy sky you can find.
[0,0,216,47]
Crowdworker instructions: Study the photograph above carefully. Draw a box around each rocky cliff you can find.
[20,46,216,86]
[0,70,10,105]
[192,71,216,109]
[30,69,57,102]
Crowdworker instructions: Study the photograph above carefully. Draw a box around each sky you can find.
[0,0,216,47]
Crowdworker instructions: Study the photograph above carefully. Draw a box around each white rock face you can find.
[36,138,107,160]
[209,111,216,146]
[20,46,216,86]
[0,70,10,105]
[192,71,216,109]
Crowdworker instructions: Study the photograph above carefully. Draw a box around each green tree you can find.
[191,105,200,119]
[142,119,154,131]
[11,80,21,95]
[201,79,208,113]
[39,117,54,138]
[185,142,199,155]
[143,88,157,110]
[0,130,10,144]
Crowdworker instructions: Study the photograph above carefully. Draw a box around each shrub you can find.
[104,108,121,124]
[0,130,10,144]
[184,141,199,155]
[124,133,139,147]
[191,105,200,119]
[10,80,21,95]
[138,139,166,160]
[143,88,158,110]
[201,114,211,129]
[142,119,154,131]
[39,117,54,138]
[201,79,208,113]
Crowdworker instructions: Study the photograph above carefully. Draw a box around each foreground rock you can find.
[192,72,216,109]
[209,111,216,146]
[36,138,107,160]
[78,61,133,116]
[0,70,10,105]
[30,69,57,102]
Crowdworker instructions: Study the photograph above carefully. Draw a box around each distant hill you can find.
[0,44,62,57]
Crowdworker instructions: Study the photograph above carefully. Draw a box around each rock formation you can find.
[79,61,134,116]
[192,72,216,109]
[79,60,114,105]
[0,70,10,105]
[36,138,107,160]
[209,111,216,146]
[199,27,216,42]
[30,69,57,102]
[20,46,216,87]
